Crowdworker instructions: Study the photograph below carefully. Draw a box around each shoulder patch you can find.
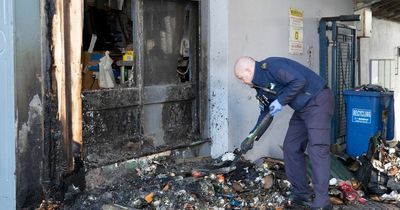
[261,62,268,70]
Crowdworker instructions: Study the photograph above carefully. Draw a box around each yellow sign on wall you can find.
[289,8,304,54]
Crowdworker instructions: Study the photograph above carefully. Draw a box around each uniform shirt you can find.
[251,57,327,132]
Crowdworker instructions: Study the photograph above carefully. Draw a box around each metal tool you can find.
[210,113,274,171]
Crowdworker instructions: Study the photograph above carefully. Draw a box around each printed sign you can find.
[289,8,304,54]
[352,108,372,124]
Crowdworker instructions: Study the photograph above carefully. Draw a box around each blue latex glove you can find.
[269,99,282,116]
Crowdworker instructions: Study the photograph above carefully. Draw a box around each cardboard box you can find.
[82,51,104,90]
[82,71,99,90]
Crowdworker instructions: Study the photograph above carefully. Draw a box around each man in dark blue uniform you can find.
[234,56,333,210]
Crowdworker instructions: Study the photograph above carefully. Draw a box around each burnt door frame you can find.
[133,0,206,148]
[51,0,83,171]
[40,0,84,204]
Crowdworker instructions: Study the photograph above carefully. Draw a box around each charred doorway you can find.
[41,0,206,206]
[80,0,204,168]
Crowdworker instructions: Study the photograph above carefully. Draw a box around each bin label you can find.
[352,108,371,124]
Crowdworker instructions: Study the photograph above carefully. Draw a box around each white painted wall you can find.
[208,0,354,159]
[209,0,230,157]
[359,18,400,142]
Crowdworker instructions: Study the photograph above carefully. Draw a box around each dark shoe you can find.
[286,194,313,208]
[311,205,332,210]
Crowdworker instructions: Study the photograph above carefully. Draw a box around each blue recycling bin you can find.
[343,90,394,157]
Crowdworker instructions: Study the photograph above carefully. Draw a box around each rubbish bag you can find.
[356,156,389,195]
[356,132,379,192]
[356,155,373,191]
[353,84,388,92]
[367,169,389,195]
[356,132,390,195]
[387,177,400,191]
[98,51,116,88]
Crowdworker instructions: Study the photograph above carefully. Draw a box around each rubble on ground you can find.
[365,137,400,203]
[342,134,400,206]
[62,152,293,209]
[60,144,400,210]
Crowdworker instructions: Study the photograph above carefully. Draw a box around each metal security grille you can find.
[334,27,356,144]
[319,15,358,145]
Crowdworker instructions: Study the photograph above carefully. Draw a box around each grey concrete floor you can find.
[332,201,399,210]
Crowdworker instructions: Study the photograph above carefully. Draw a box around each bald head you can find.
[234,56,256,85]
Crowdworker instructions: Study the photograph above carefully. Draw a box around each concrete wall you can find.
[15,0,43,208]
[209,0,354,159]
[208,0,229,157]
[359,18,400,142]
